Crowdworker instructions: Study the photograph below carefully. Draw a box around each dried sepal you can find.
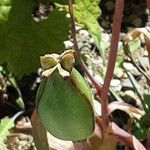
[40,50,75,78]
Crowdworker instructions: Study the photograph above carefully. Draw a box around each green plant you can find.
[31,0,147,150]
[0,0,149,150]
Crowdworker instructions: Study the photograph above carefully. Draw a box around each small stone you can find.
[83,42,92,49]
[66,13,70,18]
[94,75,104,84]
[31,142,35,147]
[124,90,135,99]
[75,25,82,31]
[122,78,134,89]
[89,38,95,44]
[139,33,145,44]
[139,57,150,69]
[93,100,101,116]
[118,41,123,49]
[18,134,27,140]
[144,50,148,57]
[79,29,89,36]
[77,35,90,42]
[78,41,84,49]
[121,75,140,90]
[14,137,20,144]
[123,72,128,78]
[37,68,43,76]
[36,77,41,83]
[81,46,90,52]
[110,79,121,87]
[18,145,23,150]
[114,84,122,91]
[123,62,134,71]
[63,40,73,49]
[19,140,28,146]
[101,33,110,42]
[130,68,141,77]
[114,68,124,78]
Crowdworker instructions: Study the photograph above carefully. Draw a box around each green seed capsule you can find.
[36,50,94,141]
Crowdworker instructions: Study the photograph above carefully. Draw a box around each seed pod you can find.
[36,50,94,141]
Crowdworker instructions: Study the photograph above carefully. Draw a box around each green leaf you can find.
[0,0,11,23]
[0,117,14,144]
[127,38,141,52]
[74,0,101,52]
[133,95,150,139]
[0,112,22,149]
[36,69,94,141]
[0,0,68,77]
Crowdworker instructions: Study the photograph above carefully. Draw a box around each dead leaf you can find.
[110,122,146,150]
[108,101,145,119]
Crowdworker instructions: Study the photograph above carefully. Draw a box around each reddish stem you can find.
[81,60,102,93]
[68,0,80,57]
[147,0,150,13]
[68,0,102,94]
[100,0,124,129]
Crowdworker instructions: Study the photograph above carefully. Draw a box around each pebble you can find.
[124,90,135,99]
[63,40,73,49]
[114,68,124,78]
[89,37,95,44]
[78,41,84,49]
[144,50,148,57]
[75,25,82,31]
[139,57,150,69]
[123,62,141,76]
[37,68,43,76]
[101,33,110,42]
[122,78,134,90]
[93,100,101,116]
[18,145,23,150]
[130,68,141,76]
[118,41,123,49]
[19,140,28,145]
[14,137,20,144]
[81,46,90,52]
[121,76,140,90]
[123,62,134,71]
[94,75,104,84]
[66,13,70,18]
[35,77,41,85]
[114,84,122,92]
[83,42,92,48]
[123,72,128,78]
[78,29,89,36]
[110,79,121,87]
[77,35,89,42]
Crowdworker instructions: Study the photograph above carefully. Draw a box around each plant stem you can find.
[68,0,80,57]
[147,0,150,13]
[68,0,102,94]
[100,0,124,129]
